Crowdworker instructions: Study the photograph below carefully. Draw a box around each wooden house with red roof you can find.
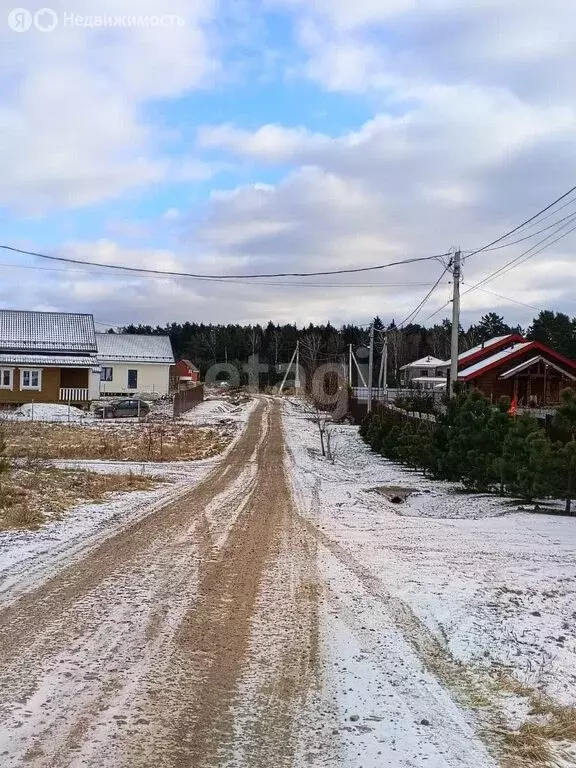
[450,334,576,407]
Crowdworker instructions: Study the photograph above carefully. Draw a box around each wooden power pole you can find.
[367,323,375,413]
[449,249,462,397]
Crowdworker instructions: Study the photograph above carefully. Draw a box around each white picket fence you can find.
[59,388,90,402]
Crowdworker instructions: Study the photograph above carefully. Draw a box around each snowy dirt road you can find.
[0,398,499,768]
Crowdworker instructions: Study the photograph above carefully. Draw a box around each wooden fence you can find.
[173,385,204,417]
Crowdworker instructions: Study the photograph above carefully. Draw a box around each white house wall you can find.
[89,369,101,400]
[99,363,171,396]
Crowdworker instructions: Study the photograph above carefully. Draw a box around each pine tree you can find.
[554,389,576,514]
[431,391,509,491]
[501,415,554,501]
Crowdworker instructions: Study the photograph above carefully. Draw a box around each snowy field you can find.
[0,397,256,603]
[283,399,576,715]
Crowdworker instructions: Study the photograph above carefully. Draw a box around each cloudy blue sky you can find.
[1,0,575,330]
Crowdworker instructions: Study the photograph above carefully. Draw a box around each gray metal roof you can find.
[0,310,97,353]
[0,354,98,368]
[96,333,174,364]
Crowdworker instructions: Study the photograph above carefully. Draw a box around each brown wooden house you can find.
[0,310,100,406]
[455,335,576,407]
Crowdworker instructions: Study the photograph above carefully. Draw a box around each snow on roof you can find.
[458,343,531,379]
[96,333,174,364]
[458,335,516,363]
[0,354,97,367]
[179,359,199,372]
[400,356,449,370]
[0,310,96,352]
[500,355,576,381]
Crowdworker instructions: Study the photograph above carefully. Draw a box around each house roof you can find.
[456,334,525,367]
[96,333,174,364]
[0,310,97,353]
[499,355,576,381]
[458,341,576,381]
[458,343,531,380]
[400,356,449,370]
[0,354,97,368]
[179,359,199,372]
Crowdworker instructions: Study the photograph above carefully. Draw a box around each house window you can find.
[100,367,113,382]
[0,369,13,390]
[420,370,429,377]
[21,369,42,390]
[127,369,138,389]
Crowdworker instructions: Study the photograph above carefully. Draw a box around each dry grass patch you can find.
[489,672,576,767]
[502,705,576,767]
[0,465,160,530]
[3,421,230,462]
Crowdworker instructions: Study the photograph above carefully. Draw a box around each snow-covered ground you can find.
[1,402,90,422]
[283,399,576,713]
[0,396,256,604]
[180,397,253,427]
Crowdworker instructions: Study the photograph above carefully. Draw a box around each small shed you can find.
[171,359,200,392]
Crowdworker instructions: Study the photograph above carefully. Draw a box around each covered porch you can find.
[59,368,90,403]
[500,356,576,407]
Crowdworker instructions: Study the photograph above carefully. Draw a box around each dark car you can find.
[94,398,150,419]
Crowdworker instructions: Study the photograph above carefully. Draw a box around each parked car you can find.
[94,398,150,419]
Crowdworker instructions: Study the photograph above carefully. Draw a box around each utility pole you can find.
[348,344,353,388]
[295,339,301,390]
[378,332,388,398]
[449,249,462,397]
[367,323,374,413]
[279,342,299,394]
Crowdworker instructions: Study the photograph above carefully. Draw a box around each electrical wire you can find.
[463,183,576,260]
[0,244,450,280]
[462,215,576,296]
[0,262,450,289]
[464,208,576,254]
[460,283,543,312]
[422,217,576,325]
[398,262,452,328]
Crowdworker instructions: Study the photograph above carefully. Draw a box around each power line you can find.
[461,283,543,312]
[463,183,576,260]
[398,262,452,327]
[422,218,576,324]
[465,208,576,254]
[0,262,450,289]
[463,215,576,296]
[0,244,450,280]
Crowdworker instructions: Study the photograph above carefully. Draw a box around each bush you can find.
[0,425,9,477]
[360,391,568,504]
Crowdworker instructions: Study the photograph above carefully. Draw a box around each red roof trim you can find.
[457,333,525,369]
[529,341,576,371]
[460,341,576,381]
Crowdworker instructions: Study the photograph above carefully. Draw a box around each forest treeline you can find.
[111,309,576,384]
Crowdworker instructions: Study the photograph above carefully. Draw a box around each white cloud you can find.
[190,83,576,325]
[3,0,576,327]
[0,0,217,212]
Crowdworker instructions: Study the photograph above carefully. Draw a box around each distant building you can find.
[449,334,576,406]
[96,333,174,397]
[400,355,449,390]
[171,359,200,392]
[0,309,100,405]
